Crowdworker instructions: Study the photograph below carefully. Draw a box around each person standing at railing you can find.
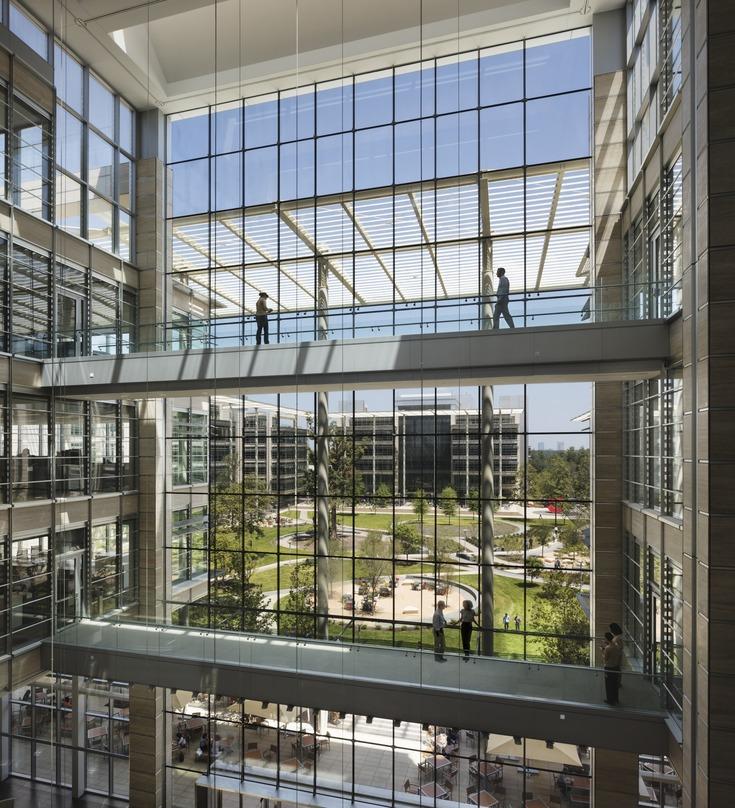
[493,267,515,329]
[602,631,622,705]
[459,600,478,658]
[432,600,448,662]
[255,292,273,345]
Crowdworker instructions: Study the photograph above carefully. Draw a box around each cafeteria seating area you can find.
[167,692,593,808]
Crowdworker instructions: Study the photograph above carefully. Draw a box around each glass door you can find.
[57,292,86,357]
[56,551,85,627]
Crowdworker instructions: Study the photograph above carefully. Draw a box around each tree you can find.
[375,482,392,509]
[411,488,430,554]
[357,533,390,609]
[528,523,554,555]
[209,530,273,633]
[280,560,316,638]
[466,488,480,516]
[439,485,458,523]
[212,475,274,540]
[306,421,368,544]
[525,555,544,583]
[531,570,589,665]
[394,522,422,558]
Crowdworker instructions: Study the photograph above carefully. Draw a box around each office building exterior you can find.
[0,1,727,807]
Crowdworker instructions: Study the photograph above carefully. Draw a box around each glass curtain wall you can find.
[166,31,593,343]
[55,44,135,259]
[167,382,592,665]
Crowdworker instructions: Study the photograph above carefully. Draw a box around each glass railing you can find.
[51,617,666,715]
[48,282,678,360]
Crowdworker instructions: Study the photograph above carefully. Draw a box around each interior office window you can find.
[55,527,86,626]
[12,243,51,358]
[54,44,83,113]
[11,97,51,220]
[90,275,118,354]
[91,402,118,492]
[11,396,51,502]
[0,235,7,354]
[55,400,87,497]
[88,74,114,140]
[9,3,48,60]
[0,538,8,654]
[11,533,51,648]
[55,261,88,358]
[120,403,138,490]
[90,524,118,616]
[120,288,136,352]
[120,521,136,607]
[0,85,8,198]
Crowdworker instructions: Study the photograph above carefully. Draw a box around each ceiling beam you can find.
[407,191,447,298]
[277,208,364,305]
[534,169,565,292]
[341,201,405,302]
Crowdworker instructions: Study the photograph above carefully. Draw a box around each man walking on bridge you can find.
[493,267,515,329]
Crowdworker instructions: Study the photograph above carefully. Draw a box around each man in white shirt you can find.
[255,292,273,345]
[493,267,515,329]
[432,600,447,662]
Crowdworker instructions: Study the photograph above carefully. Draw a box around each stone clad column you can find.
[589,10,639,807]
[128,107,168,808]
[680,1,735,804]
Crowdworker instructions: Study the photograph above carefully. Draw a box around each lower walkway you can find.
[44,620,670,755]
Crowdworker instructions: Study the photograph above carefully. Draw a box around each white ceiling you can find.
[27,0,623,112]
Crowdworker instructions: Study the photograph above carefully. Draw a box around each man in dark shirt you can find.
[255,292,273,345]
[493,267,515,329]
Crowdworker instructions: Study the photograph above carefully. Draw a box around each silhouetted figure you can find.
[493,267,515,329]
[255,292,273,345]
[603,631,622,705]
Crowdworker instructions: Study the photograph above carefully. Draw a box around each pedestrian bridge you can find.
[42,319,672,398]
[43,619,670,754]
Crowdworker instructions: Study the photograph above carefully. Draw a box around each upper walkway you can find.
[42,319,672,398]
[44,619,670,754]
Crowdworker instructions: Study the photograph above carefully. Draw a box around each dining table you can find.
[420,782,448,799]
[467,790,498,806]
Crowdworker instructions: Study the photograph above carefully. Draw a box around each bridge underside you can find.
[42,320,671,398]
[43,621,669,755]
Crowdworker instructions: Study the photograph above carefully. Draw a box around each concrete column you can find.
[591,10,627,321]
[590,382,624,658]
[131,109,168,806]
[138,399,166,622]
[680,2,735,805]
[592,749,638,808]
[71,676,86,799]
[589,12,637,801]
[316,259,330,638]
[129,685,165,808]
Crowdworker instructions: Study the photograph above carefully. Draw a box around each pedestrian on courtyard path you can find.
[514,614,521,631]
[502,612,510,631]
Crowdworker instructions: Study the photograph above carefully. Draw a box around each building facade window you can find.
[54,44,135,260]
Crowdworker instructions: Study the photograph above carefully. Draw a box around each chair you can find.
[404,779,420,794]
[322,731,331,751]
[550,795,562,806]
[264,744,278,761]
